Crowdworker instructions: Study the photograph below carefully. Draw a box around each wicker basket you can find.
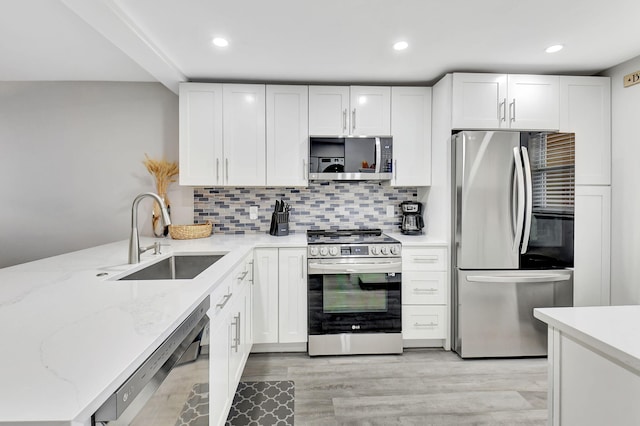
[169,223,212,240]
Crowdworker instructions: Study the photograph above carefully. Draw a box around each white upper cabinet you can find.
[452,73,559,130]
[222,84,266,186]
[179,83,224,185]
[308,86,350,135]
[559,76,611,185]
[452,73,506,129]
[349,86,391,135]
[391,87,432,186]
[507,74,559,130]
[309,85,390,135]
[179,83,266,186]
[266,85,309,186]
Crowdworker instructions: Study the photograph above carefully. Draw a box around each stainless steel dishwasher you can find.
[93,297,210,425]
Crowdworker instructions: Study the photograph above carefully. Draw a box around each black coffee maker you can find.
[400,201,424,235]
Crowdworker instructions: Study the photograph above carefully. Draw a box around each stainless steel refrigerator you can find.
[452,131,574,358]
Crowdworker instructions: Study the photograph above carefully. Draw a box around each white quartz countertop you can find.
[385,231,447,246]
[0,233,305,425]
[534,305,640,374]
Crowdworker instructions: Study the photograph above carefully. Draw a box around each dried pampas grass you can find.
[143,154,179,195]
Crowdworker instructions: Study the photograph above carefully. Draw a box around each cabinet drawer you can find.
[402,305,447,339]
[402,271,446,305]
[403,247,447,271]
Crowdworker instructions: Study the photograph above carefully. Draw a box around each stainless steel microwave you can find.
[309,136,393,181]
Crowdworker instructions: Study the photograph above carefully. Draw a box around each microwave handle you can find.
[375,137,381,173]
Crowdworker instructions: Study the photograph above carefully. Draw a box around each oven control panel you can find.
[308,244,401,258]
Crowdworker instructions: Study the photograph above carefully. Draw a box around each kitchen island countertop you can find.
[0,233,305,425]
[534,305,640,373]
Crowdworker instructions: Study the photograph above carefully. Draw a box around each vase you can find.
[152,193,170,237]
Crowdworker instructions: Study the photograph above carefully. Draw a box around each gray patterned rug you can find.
[176,381,295,426]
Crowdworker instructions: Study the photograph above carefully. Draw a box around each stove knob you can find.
[329,247,339,256]
[391,245,400,255]
[381,246,389,255]
[320,247,329,256]
[309,247,319,256]
[370,246,379,255]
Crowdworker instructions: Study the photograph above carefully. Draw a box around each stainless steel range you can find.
[306,229,403,356]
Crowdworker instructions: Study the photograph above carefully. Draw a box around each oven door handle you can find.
[308,260,402,274]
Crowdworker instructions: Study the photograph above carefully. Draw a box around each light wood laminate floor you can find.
[240,349,548,425]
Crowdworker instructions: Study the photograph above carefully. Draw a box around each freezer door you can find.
[454,269,573,358]
[454,131,522,269]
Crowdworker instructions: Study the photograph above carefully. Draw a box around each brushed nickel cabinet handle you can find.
[352,109,356,132]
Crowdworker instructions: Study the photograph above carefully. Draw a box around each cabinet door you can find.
[350,86,391,136]
[559,76,611,185]
[266,85,309,186]
[222,84,266,185]
[253,248,279,344]
[179,83,224,185]
[391,87,432,186]
[507,75,559,130]
[574,186,611,306]
[278,248,308,343]
[309,85,350,135]
[452,73,507,129]
[209,311,231,426]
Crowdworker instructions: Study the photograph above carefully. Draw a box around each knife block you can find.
[269,212,289,236]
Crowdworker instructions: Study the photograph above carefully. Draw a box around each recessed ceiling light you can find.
[545,44,563,53]
[212,37,229,47]
[393,41,409,51]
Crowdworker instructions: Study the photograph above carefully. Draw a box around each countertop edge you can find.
[534,307,640,374]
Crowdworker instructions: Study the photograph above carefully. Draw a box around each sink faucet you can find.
[129,192,172,264]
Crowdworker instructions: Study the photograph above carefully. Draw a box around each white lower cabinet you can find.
[209,253,253,426]
[209,307,231,426]
[253,247,307,348]
[574,186,611,306]
[402,305,447,340]
[401,246,448,346]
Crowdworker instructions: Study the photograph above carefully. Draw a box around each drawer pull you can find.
[216,292,233,309]
[413,288,438,293]
[413,256,439,263]
[414,322,438,327]
[237,270,249,281]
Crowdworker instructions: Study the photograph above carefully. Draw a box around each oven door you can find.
[307,258,402,335]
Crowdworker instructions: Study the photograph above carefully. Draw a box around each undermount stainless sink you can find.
[118,254,226,280]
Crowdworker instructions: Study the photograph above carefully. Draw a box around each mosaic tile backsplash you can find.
[193,182,418,234]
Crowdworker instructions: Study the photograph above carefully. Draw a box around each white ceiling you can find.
[2,0,640,93]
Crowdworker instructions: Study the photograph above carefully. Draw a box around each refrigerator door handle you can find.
[520,146,533,254]
[512,147,526,253]
[467,273,571,283]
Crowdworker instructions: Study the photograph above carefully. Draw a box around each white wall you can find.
[603,56,640,304]
[0,82,192,268]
